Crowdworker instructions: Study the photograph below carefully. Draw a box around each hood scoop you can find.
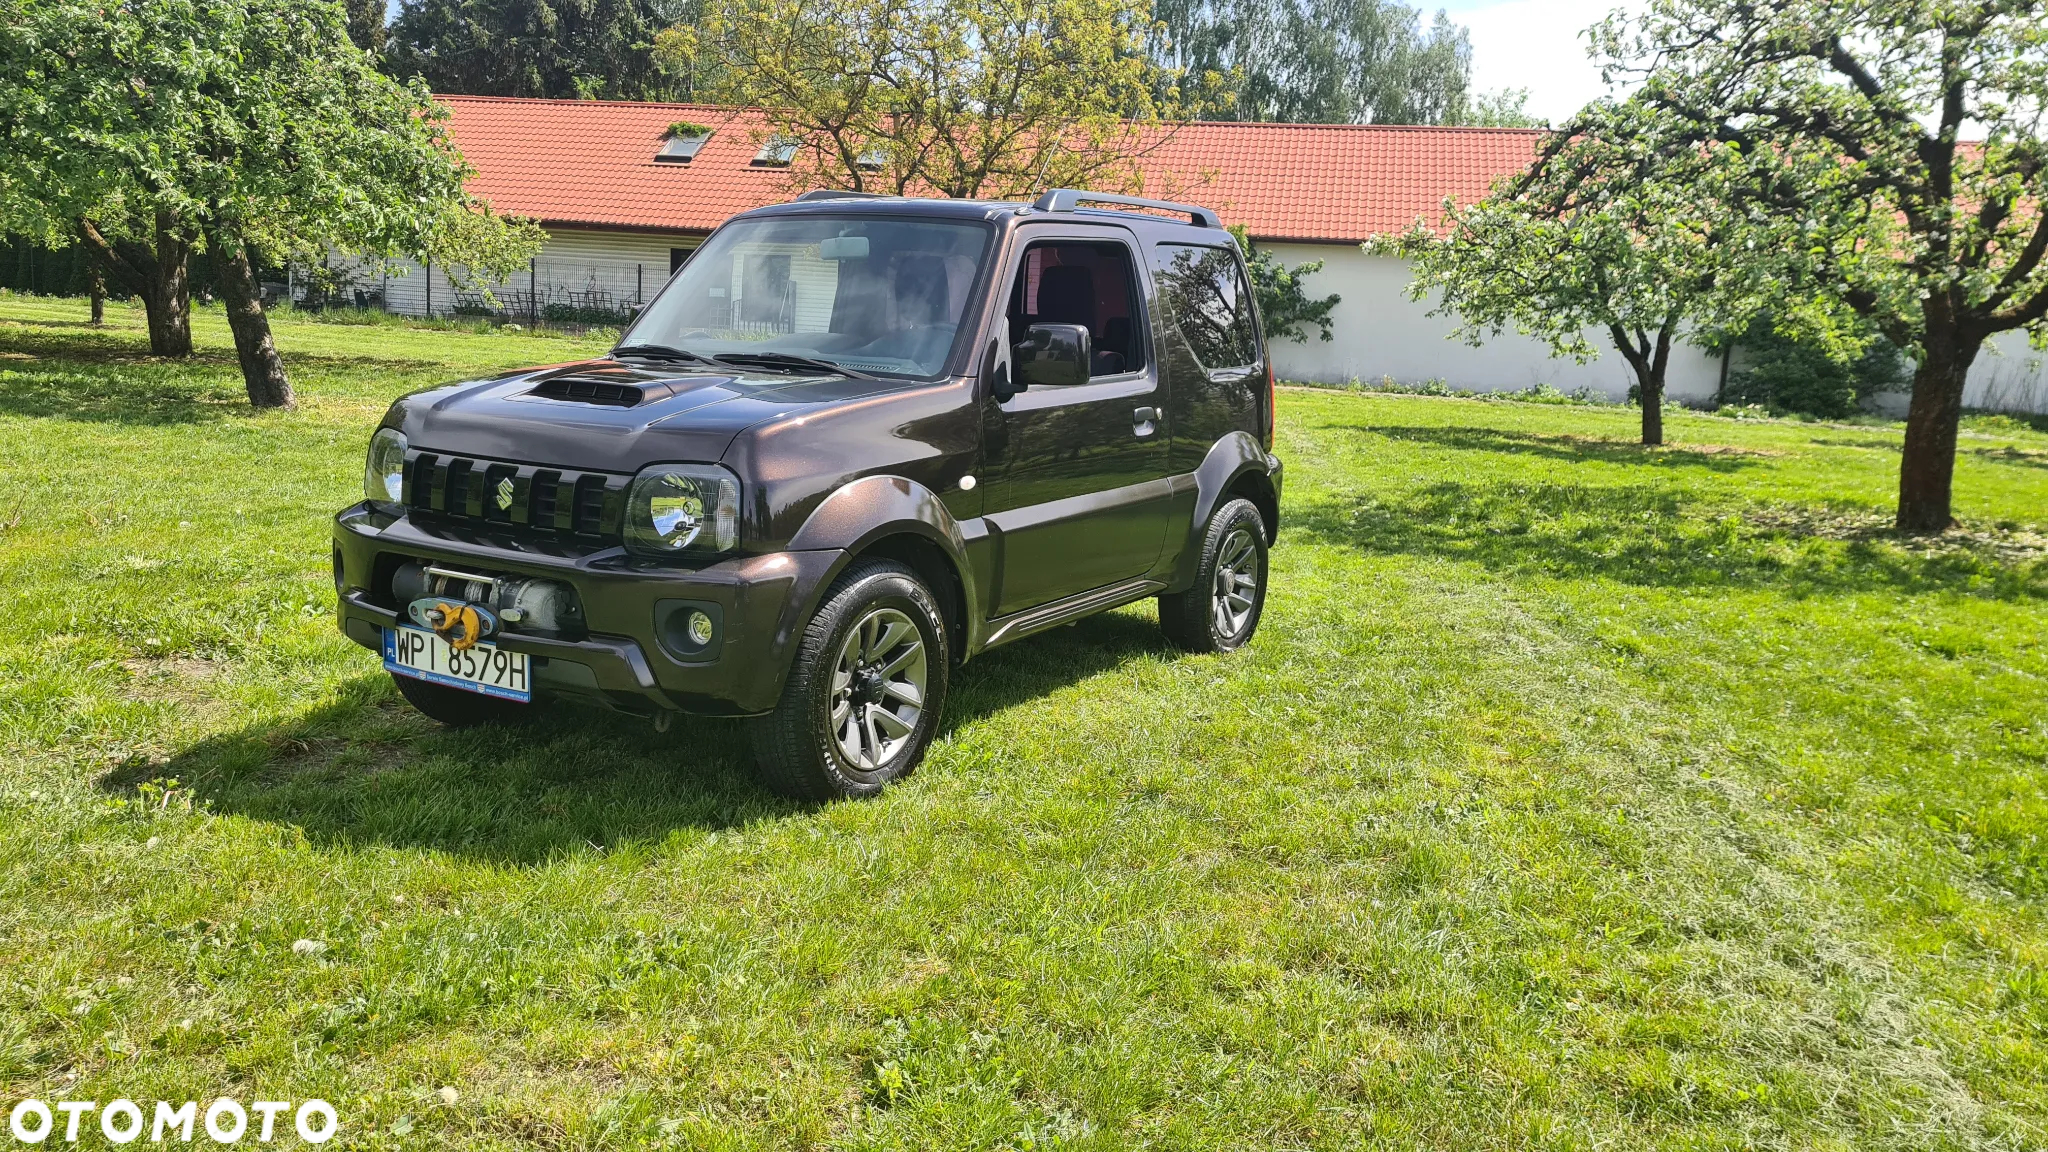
[526,373,693,408]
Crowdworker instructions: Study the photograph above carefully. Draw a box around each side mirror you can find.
[1014,323,1090,389]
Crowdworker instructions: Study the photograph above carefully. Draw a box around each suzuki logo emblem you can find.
[495,477,515,510]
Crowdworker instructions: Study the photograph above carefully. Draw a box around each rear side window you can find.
[1152,244,1259,371]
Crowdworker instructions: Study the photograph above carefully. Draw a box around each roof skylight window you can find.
[752,137,799,167]
[656,121,714,164]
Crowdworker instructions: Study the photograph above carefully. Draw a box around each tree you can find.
[344,0,388,51]
[1,0,541,407]
[1148,0,1475,124]
[1457,87,1541,128]
[679,0,1215,199]
[77,212,197,358]
[0,75,196,355]
[1597,0,2048,531]
[387,0,681,100]
[1230,225,1341,343]
[1370,101,1767,445]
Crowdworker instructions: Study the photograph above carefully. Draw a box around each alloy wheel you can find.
[829,606,927,771]
[1211,527,1260,639]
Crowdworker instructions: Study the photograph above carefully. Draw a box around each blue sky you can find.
[1435,0,1637,123]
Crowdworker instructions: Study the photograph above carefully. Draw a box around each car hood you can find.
[392,358,910,469]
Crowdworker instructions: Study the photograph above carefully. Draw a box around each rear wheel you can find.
[1159,497,1268,653]
[390,672,533,727]
[749,560,950,800]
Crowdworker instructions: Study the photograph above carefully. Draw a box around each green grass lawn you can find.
[2,294,2045,1150]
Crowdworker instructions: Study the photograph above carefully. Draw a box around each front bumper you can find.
[333,503,844,715]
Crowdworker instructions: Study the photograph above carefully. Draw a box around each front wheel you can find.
[748,560,951,800]
[1159,497,1268,653]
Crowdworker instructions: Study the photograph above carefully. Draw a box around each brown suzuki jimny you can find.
[333,189,1282,799]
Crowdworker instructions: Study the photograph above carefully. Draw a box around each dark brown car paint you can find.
[334,196,1281,717]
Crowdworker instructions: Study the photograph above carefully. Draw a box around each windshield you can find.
[622,215,993,379]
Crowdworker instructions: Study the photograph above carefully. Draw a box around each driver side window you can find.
[1008,241,1146,379]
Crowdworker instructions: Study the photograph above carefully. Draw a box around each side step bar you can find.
[980,576,1166,651]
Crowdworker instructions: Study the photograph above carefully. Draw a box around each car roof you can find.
[730,195,1231,245]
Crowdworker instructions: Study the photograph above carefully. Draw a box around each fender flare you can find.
[784,473,980,648]
[1170,432,1281,591]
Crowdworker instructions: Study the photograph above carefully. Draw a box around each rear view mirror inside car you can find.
[818,235,870,261]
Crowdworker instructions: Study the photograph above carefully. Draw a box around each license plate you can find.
[383,626,531,702]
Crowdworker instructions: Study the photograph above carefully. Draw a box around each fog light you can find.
[686,610,714,646]
[655,599,723,661]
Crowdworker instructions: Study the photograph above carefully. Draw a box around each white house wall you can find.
[1964,330,2048,414]
[1259,244,1726,404]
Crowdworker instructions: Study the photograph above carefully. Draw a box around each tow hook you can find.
[407,598,499,651]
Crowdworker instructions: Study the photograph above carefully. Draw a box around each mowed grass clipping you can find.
[1,294,2044,1150]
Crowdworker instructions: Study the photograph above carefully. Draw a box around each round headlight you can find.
[365,427,407,505]
[625,464,739,555]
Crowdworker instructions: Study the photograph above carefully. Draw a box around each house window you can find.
[670,247,692,274]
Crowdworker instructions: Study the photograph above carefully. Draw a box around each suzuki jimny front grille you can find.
[404,450,627,539]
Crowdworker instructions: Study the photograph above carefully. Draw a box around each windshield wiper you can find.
[611,342,715,364]
[711,351,874,380]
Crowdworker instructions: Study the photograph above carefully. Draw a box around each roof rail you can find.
[794,189,886,202]
[1032,188,1222,230]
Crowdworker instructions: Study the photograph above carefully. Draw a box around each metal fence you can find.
[309,259,667,326]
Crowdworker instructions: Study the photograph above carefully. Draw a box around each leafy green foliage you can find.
[0,0,517,267]
[684,0,1218,198]
[0,0,541,403]
[386,0,684,100]
[1147,0,1473,124]
[4,294,2047,1145]
[1591,0,2048,529]
[1228,224,1339,344]
[342,0,387,51]
[1721,316,1907,420]
[1454,86,1539,127]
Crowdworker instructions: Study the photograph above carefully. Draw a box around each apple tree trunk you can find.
[1895,333,1977,533]
[210,235,294,410]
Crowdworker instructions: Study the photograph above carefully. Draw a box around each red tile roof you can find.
[438,95,1544,245]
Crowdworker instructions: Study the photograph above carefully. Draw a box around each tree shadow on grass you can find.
[1358,425,1772,472]
[1292,479,2047,600]
[1969,445,2048,470]
[0,327,453,425]
[99,612,1172,864]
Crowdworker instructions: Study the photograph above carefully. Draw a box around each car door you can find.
[980,227,1174,616]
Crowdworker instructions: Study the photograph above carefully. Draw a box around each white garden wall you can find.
[1259,244,1727,404]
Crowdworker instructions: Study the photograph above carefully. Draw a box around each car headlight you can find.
[365,427,407,505]
[625,464,739,556]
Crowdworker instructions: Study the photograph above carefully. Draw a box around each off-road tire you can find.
[749,559,951,800]
[390,672,534,727]
[1159,497,1269,653]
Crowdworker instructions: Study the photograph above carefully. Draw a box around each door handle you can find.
[1132,406,1160,436]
